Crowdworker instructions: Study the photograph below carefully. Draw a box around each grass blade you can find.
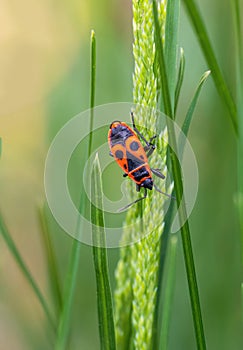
[89,30,96,156]
[164,0,180,112]
[1,139,55,331]
[182,0,237,134]
[156,67,209,350]
[232,0,243,304]
[55,239,81,350]
[159,234,178,349]
[152,1,207,349]
[153,1,179,346]
[159,67,210,302]
[182,70,211,137]
[55,30,96,350]
[174,47,185,114]
[153,0,172,118]
[0,212,56,331]
[38,203,63,318]
[241,283,243,325]
[179,70,211,151]
[91,154,116,350]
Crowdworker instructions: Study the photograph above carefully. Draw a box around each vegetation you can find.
[0,1,242,349]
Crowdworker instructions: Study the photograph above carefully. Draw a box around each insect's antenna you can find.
[154,183,176,200]
[117,189,147,212]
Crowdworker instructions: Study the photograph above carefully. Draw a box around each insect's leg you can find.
[123,173,128,177]
[131,112,158,158]
[131,112,151,147]
[145,144,156,158]
[151,167,165,179]
[117,188,147,212]
[109,151,114,157]
[143,135,156,151]
[148,135,157,144]
[136,184,141,192]
[154,183,176,200]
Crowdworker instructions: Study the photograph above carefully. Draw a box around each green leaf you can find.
[0,212,56,331]
[182,0,237,134]
[182,70,210,136]
[91,154,116,350]
[152,2,207,349]
[153,0,173,118]
[179,70,211,151]
[38,203,63,318]
[153,1,178,345]
[232,0,243,280]
[0,139,55,331]
[55,236,81,350]
[241,283,243,322]
[174,47,185,115]
[88,29,96,157]
[164,0,180,112]
[155,69,209,349]
[159,234,178,350]
[55,30,97,350]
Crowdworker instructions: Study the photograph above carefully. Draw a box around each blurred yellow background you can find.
[1,1,79,348]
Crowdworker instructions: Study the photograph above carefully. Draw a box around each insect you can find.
[108,112,173,211]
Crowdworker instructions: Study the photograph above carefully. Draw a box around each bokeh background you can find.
[0,0,242,349]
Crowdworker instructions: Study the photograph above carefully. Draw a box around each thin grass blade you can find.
[153,0,172,118]
[0,139,55,330]
[38,203,63,318]
[164,0,180,113]
[55,30,97,350]
[55,239,81,350]
[156,67,209,350]
[179,70,211,151]
[0,212,56,331]
[174,47,185,115]
[241,283,243,325]
[152,2,207,349]
[182,70,211,137]
[88,29,96,156]
[182,0,237,134]
[232,0,243,302]
[158,67,209,319]
[91,154,116,350]
[159,234,178,349]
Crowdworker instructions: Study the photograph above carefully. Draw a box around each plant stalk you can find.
[55,30,97,350]
[152,1,206,348]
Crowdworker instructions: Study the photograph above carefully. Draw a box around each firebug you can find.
[108,112,173,211]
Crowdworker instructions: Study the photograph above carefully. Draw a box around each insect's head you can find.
[110,121,122,129]
[141,178,153,190]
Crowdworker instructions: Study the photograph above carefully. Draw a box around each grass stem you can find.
[54,30,97,350]
[38,204,63,319]
[232,0,243,315]
[91,154,116,350]
[0,212,56,332]
[159,234,178,349]
[152,1,207,348]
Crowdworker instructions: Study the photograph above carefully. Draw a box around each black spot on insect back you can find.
[115,150,124,159]
[130,141,139,151]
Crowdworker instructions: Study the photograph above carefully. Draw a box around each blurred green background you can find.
[0,0,241,349]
